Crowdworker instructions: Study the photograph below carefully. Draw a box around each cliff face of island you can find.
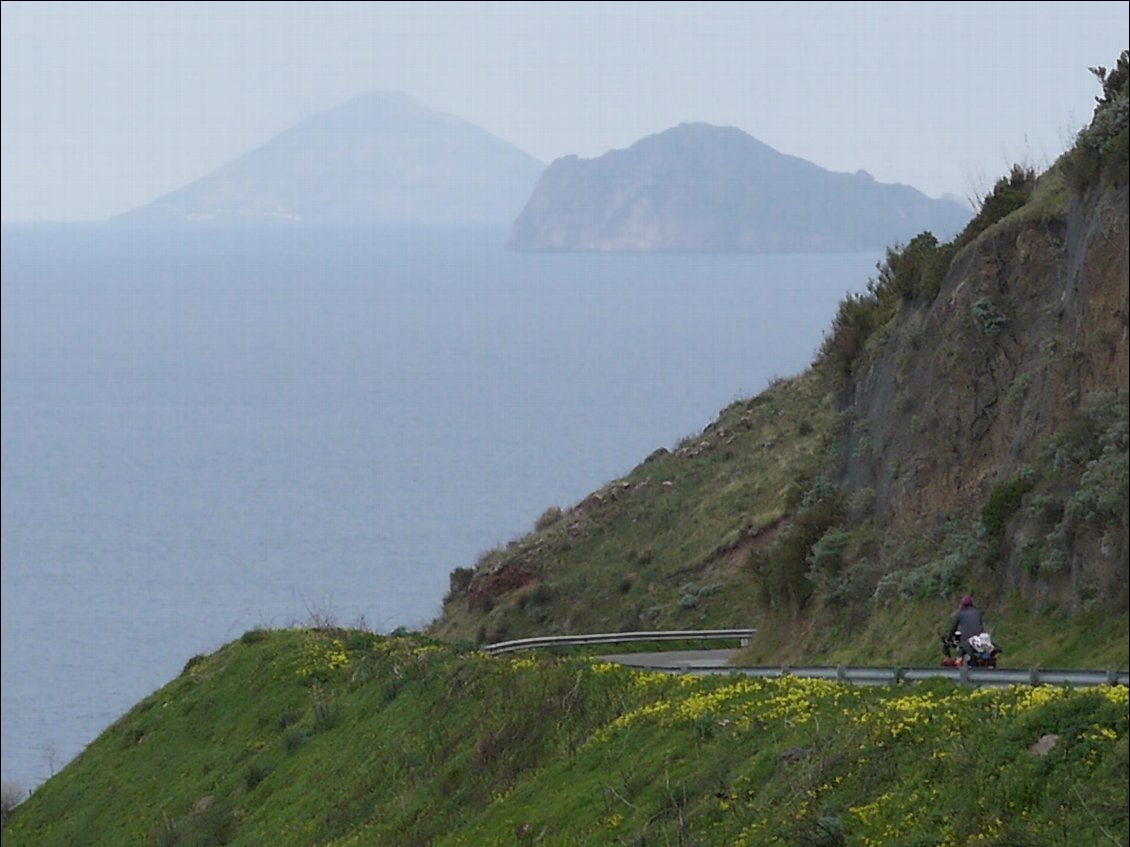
[509,123,972,252]
[113,92,544,227]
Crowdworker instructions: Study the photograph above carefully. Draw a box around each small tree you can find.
[533,505,563,531]
[1,781,25,827]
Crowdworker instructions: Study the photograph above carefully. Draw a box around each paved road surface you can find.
[599,649,737,670]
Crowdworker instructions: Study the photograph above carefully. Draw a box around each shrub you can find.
[807,528,850,577]
[1066,50,1129,188]
[981,475,1035,536]
[959,164,1038,247]
[310,684,342,732]
[240,628,269,645]
[754,484,845,610]
[818,289,883,381]
[244,763,270,790]
[874,552,968,603]
[970,297,1007,335]
[1025,493,1063,526]
[276,709,300,731]
[1064,423,1129,529]
[284,728,308,753]
[874,231,953,303]
[1,782,24,828]
[447,566,475,600]
[817,232,954,381]
[533,505,564,531]
[181,654,207,676]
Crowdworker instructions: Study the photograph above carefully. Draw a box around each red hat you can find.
[961,595,973,607]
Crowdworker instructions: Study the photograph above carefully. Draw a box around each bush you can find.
[276,709,300,731]
[181,654,207,676]
[533,505,564,531]
[284,728,308,753]
[818,232,954,381]
[970,297,1007,335]
[1,782,24,828]
[1063,410,1129,530]
[240,628,269,645]
[807,528,850,577]
[955,164,1038,251]
[1066,50,1129,189]
[244,763,270,790]
[447,566,475,600]
[310,684,342,732]
[874,231,953,303]
[981,475,1035,536]
[754,483,845,610]
[818,289,883,381]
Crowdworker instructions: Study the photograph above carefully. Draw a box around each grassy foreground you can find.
[4,629,1126,846]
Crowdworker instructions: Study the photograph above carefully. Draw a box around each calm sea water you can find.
[0,225,879,791]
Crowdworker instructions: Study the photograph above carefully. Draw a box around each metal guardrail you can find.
[483,630,1128,688]
[677,664,1129,689]
[482,628,755,655]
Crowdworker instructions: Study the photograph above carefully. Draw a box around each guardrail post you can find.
[1029,668,1040,686]
[1107,669,1119,686]
[836,665,847,683]
[959,664,970,687]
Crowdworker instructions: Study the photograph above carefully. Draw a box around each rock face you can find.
[114,92,544,226]
[509,123,971,252]
[839,176,1129,608]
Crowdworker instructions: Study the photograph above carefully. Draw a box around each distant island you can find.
[112,96,971,248]
[112,91,544,227]
[509,123,972,252]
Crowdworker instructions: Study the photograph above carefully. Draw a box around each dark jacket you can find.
[948,605,984,647]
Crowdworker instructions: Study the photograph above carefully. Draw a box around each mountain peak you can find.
[112,94,543,226]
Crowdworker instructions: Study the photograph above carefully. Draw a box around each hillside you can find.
[112,92,544,226]
[435,54,1130,669]
[4,53,1127,847]
[508,122,971,252]
[3,629,1127,845]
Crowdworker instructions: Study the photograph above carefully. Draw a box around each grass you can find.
[433,368,837,644]
[4,630,1126,846]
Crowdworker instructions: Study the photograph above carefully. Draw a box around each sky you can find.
[1,1,1127,222]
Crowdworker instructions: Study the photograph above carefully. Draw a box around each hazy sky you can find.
[2,1,1127,221]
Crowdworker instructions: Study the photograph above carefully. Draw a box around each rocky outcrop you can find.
[840,175,1129,609]
[509,123,971,252]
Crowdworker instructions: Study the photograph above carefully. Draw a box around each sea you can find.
[0,224,880,792]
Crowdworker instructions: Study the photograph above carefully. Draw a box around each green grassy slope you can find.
[4,631,1127,847]
[432,369,836,643]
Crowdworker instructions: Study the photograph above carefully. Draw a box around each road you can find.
[598,649,737,670]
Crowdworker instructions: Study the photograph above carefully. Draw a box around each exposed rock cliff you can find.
[839,171,1128,612]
